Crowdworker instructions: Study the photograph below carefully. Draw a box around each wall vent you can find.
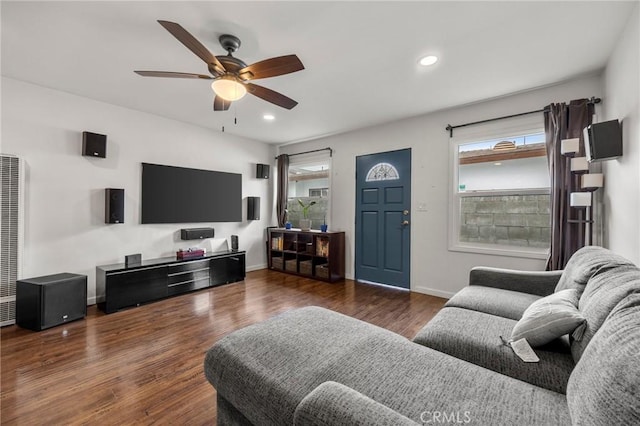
[1,155,23,326]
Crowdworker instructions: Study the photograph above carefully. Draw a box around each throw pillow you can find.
[511,289,586,347]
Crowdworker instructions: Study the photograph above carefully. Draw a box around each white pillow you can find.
[511,289,586,347]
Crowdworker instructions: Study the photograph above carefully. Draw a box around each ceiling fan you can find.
[135,20,304,110]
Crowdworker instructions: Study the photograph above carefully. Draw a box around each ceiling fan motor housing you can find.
[213,56,247,74]
[219,34,241,54]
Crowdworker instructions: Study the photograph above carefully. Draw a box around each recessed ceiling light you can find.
[419,55,438,66]
[263,114,275,121]
[494,162,502,166]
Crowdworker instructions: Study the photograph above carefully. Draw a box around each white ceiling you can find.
[1,1,635,145]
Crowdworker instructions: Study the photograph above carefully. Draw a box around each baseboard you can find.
[347,275,453,299]
[88,296,98,306]
[411,285,455,299]
[246,263,267,272]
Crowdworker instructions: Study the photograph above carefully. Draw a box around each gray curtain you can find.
[545,99,594,270]
[276,154,289,227]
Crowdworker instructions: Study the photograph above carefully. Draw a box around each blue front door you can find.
[355,149,411,289]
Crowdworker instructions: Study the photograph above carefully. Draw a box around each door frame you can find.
[354,148,411,289]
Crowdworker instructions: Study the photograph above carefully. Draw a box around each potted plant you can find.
[297,199,316,231]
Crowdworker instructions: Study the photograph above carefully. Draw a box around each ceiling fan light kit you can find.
[134,20,304,111]
[212,77,247,101]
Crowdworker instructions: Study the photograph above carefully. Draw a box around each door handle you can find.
[402,220,410,226]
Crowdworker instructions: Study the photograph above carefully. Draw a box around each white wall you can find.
[603,5,640,265]
[280,74,603,298]
[1,77,275,304]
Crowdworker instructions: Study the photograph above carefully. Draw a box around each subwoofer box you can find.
[16,273,87,331]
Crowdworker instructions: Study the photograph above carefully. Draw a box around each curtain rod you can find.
[445,97,601,138]
[275,147,332,160]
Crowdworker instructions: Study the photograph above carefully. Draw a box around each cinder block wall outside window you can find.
[459,194,550,247]
[286,197,329,230]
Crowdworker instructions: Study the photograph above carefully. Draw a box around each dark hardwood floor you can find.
[1,269,445,425]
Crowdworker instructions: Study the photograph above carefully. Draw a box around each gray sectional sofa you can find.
[204,246,640,425]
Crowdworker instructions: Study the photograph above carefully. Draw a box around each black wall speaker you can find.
[584,119,623,162]
[105,188,124,224]
[180,227,215,240]
[256,164,270,179]
[82,131,107,158]
[247,196,260,220]
[16,273,87,331]
[231,235,239,251]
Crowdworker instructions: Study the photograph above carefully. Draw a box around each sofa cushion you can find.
[413,307,574,394]
[205,307,571,425]
[555,245,636,294]
[294,381,420,426]
[571,264,640,362]
[445,285,541,320]
[511,289,586,347]
[469,267,562,296]
[567,291,640,425]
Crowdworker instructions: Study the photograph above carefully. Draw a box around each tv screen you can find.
[141,163,242,224]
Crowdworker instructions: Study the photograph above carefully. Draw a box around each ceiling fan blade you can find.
[157,20,226,74]
[213,96,231,111]
[238,55,304,81]
[135,71,213,79]
[246,83,298,109]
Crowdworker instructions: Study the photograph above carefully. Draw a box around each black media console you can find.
[96,250,246,314]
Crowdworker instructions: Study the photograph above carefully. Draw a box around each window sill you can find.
[448,242,549,260]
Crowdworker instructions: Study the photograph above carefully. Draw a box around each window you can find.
[309,188,329,197]
[365,163,399,181]
[449,128,550,258]
[287,155,331,230]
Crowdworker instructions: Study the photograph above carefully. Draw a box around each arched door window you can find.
[365,162,399,182]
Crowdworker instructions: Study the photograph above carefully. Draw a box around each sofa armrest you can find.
[294,381,419,426]
[469,266,563,297]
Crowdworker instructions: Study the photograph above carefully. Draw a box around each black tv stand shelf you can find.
[96,250,245,314]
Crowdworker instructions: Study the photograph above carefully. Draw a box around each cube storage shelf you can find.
[268,229,345,282]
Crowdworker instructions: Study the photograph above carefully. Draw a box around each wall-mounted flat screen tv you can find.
[141,162,242,224]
